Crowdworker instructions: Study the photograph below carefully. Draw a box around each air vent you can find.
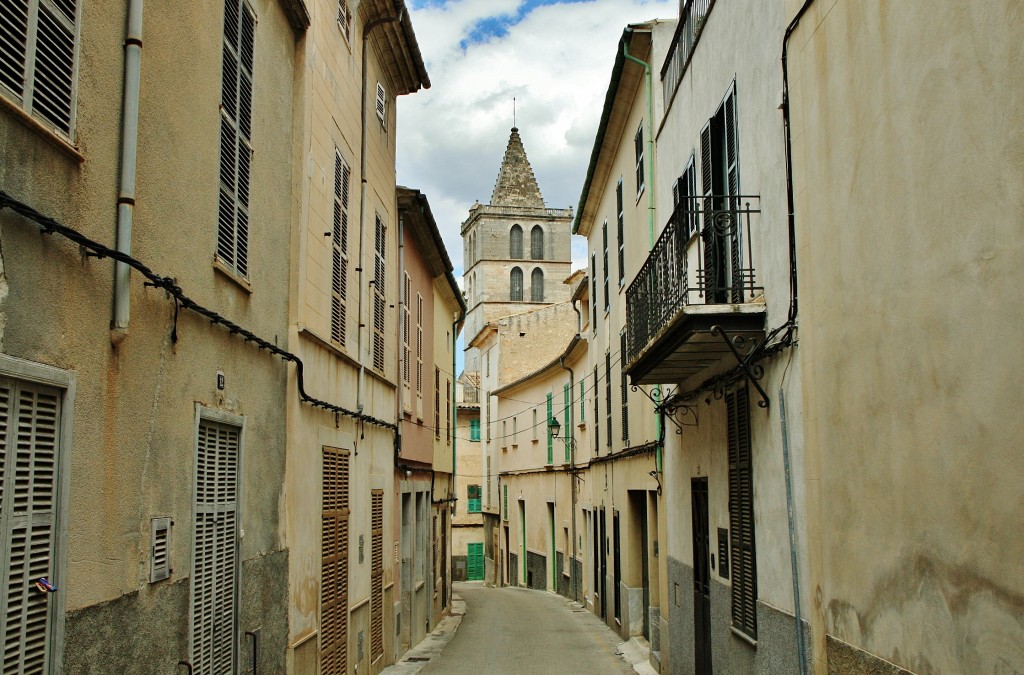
[151,517,172,582]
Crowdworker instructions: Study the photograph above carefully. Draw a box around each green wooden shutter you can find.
[727,388,757,639]
[469,419,480,442]
[546,393,553,464]
[563,383,571,463]
[503,484,508,520]
[467,543,484,581]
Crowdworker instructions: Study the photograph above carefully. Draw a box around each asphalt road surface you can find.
[420,582,634,675]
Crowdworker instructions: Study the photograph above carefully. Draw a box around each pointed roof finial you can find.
[490,127,545,208]
[513,96,516,128]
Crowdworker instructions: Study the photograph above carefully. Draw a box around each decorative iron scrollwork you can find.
[710,325,770,408]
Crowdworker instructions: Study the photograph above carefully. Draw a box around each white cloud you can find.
[397,0,676,274]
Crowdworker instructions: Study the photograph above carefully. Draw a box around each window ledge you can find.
[213,256,253,294]
[0,95,84,163]
[730,626,757,648]
[511,443,519,449]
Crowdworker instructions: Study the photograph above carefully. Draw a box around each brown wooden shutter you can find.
[332,152,350,346]
[369,490,384,662]
[727,387,757,639]
[321,447,350,675]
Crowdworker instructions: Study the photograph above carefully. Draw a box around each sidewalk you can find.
[380,593,467,675]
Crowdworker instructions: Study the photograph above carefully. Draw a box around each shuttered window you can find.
[0,0,80,138]
[469,419,480,442]
[402,272,411,410]
[416,294,424,418]
[545,393,553,465]
[602,219,609,311]
[321,447,350,675]
[510,267,523,301]
[590,255,597,330]
[332,150,351,346]
[592,366,599,453]
[369,490,384,662]
[616,179,625,285]
[562,383,570,463]
[434,368,441,440]
[634,125,645,194]
[466,543,484,581]
[375,82,386,126]
[605,353,612,447]
[727,388,757,640]
[216,0,256,279]
[467,485,481,513]
[336,0,351,41]
[620,332,629,443]
[700,83,742,303]
[372,214,386,372]
[446,378,452,445]
[190,415,242,674]
[503,484,508,521]
[0,377,62,674]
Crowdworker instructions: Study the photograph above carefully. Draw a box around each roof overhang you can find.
[362,0,430,95]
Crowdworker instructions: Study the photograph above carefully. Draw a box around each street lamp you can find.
[548,416,562,439]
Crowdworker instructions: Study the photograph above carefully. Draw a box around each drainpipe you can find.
[558,351,577,602]
[622,28,662,473]
[357,5,404,414]
[111,0,144,345]
[781,4,815,673]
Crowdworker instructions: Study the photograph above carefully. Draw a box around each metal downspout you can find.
[781,3,816,673]
[357,6,404,414]
[112,0,144,344]
[622,29,662,473]
[558,352,577,602]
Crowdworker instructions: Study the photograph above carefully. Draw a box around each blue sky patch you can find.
[409,0,592,50]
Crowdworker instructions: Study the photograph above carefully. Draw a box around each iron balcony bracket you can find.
[635,385,698,434]
[710,325,770,408]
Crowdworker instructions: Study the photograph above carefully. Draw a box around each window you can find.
[434,368,441,439]
[604,353,612,447]
[700,83,742,303]
[616,179,625,285]
[372,214,386,372]
[191,410,243,673]
[0,0,81,138]
[530,225,544,260]
[591,255,598,330]
[531,268,544,302]
[446,379,452,445]
[332,151,351,346]
[416,294,424,417]
[469,419,480,442]
[467,485,482,513]
[602,219,609,311]
[727,387,758,640]
[634,124,645,195]
[563,383,570,463]
[402,272,411,408]
[510,267,523,301]
[503,484,508,520]
[620,332,629,443]
[545,393,553,465]
[375,82,386,126]
[502,420,507,446]
[579,374,585,422]
[216,0,257,278]
[485,394,491,442]
[532,409,538,440]
[513,416,518,443]
[336,0,351,41]
[510,224,523,258]
[0,362,71,673]
[593,366,599,453]
[370,490,384,662]
[673,155,698,240]
[321,446,350,675]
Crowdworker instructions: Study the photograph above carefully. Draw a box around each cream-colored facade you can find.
[786,1,1024,672]
[0,0,305,671]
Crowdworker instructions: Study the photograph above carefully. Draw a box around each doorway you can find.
[692,478,712,674]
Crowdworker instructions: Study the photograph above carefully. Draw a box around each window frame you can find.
[634,123,645,196]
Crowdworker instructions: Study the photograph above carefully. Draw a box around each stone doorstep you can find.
[617,636,659,675]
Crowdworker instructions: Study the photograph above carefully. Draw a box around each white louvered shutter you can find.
[0,0,80,138]
[190,419,240,675]
[0,378,61,674]
[217,0,256,278]
[375,82,386,125]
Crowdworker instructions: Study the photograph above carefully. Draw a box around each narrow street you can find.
[411,583,634,674]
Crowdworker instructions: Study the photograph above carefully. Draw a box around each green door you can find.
[467,543,484,581]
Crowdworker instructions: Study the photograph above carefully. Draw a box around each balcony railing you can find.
[626,195,761,368]
[661,0,715,108]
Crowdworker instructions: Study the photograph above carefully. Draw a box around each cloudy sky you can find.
[396,0,676,278]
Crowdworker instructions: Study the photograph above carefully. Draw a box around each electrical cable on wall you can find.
[0,190,397,433]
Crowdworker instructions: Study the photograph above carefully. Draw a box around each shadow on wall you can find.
[825,554,1024,674]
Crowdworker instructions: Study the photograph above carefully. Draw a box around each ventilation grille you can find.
[150,517,172,583]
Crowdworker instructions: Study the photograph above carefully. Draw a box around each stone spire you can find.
[489,127,546,208]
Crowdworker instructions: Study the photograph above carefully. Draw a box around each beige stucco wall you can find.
[788,1,1024,672]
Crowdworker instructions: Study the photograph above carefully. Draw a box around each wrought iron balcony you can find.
[661,0,715,108]
[625,196,765,386]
